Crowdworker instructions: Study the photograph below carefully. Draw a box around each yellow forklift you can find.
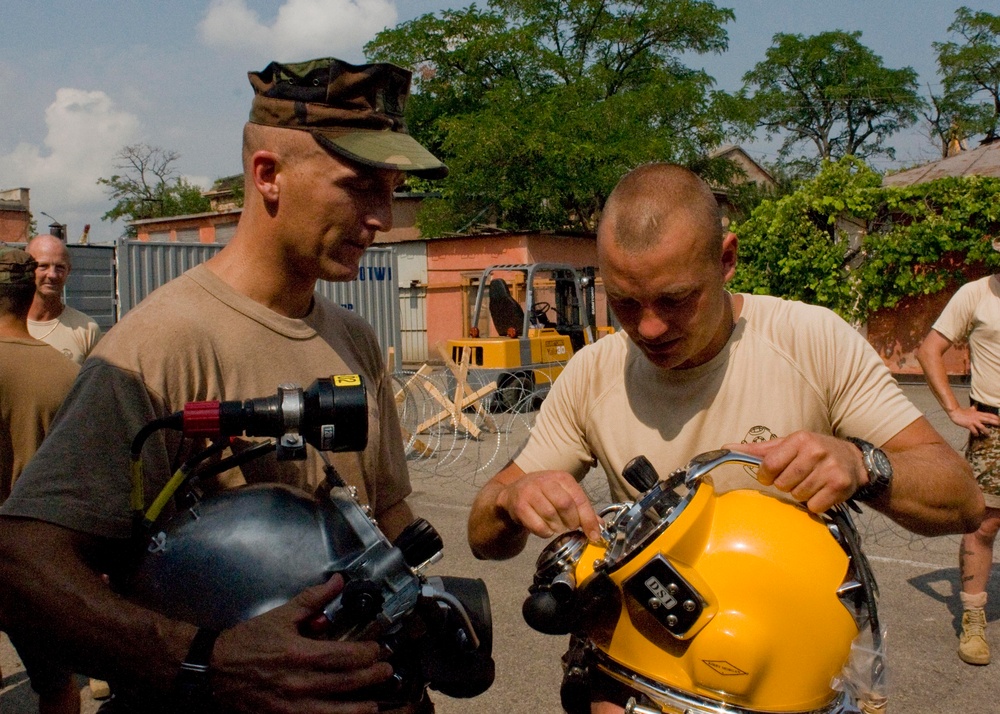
[445,263,611,411]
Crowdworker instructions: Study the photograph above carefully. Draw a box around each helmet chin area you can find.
[524,449,884,714]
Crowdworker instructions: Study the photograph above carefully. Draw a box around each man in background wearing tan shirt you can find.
[26,234,101,365]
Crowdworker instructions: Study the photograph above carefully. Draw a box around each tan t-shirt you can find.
[3,264,411,539]
[0,337,79,502]
[516,294,922,502]
[931,275,1000,408]
[28,305,102,365]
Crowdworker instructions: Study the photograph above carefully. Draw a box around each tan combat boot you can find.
[959,607,990,665]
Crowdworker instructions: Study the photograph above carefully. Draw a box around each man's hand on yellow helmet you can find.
[726,431,867,514]
[468,462,603,561]
[494,469,604,541]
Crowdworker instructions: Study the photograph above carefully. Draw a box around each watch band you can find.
[852,478,884,503]
[175,627,220,710]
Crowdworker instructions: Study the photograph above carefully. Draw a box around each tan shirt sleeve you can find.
[932,277,1000,406]
[931,280,979,345]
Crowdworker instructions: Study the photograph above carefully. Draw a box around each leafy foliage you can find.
[366,0,737,234]
[97,144,210,237]
[920,85,988,158]
[738,31,923,163]
[731,157,1000,322]
[933,6,1000,143]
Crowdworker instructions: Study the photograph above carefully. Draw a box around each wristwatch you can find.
[845,437,893,502]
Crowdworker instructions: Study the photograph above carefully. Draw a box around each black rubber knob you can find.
[394,517,444,568]
[622,455,659,492]
[341,579,385,621]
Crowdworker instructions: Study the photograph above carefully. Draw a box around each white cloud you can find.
[199,0,398,60]
[0,88,140,228]
[183,174,215,191]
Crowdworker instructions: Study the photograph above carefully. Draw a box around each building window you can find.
[214,223,237,244]
[175,228,200,243]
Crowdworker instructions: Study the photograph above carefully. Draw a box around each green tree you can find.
[920,84,986,158]
[731,157,1000,322]
[97,144,210,237]
[934,7,1000,143]
[366,0,737,234]
[738,31,923,165]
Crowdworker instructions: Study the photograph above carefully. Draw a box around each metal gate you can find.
[398,286,428,364]
[116,240,402,371]
[116,239,221,316]
[65,244,116,332]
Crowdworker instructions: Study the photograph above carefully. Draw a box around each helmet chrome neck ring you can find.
[596,651,858,714]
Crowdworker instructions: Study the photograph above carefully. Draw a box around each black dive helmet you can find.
[115,375,495,707]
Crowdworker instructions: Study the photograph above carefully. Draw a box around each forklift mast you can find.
[553,269,580,329]
[470,263,597,346]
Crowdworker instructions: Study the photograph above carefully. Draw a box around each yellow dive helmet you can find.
[523,450,884,714]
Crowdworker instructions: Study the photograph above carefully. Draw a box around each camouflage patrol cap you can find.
[0,246,37,286]
[248,57,447,179]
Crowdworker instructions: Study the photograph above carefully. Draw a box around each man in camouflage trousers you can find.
[918,266,1000,665]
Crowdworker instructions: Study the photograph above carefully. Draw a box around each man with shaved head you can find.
[468,163,983,712]
[0,57,447,713]
[26,234,102,365]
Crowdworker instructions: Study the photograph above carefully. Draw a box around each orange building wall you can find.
[866,260,991,379]
[425,235,529,353]
[867,291,968,377]
[0,209,31,243]
[523,234,598,267]
[134,212,240,242]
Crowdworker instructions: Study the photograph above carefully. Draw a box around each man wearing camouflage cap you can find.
[0,246,80,714]
[0,58,446,714]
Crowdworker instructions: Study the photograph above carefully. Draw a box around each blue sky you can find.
[0,0,986,243]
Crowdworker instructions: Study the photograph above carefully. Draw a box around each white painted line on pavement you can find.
[868,554,949,570]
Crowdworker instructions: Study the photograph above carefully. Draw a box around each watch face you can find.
[869,448,893,478]
[847,438,893,501]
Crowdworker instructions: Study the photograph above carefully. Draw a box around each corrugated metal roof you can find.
[883,140,1000,187]
[130,209,242,226]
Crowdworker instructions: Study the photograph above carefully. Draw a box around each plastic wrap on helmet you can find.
[832,625,889,714]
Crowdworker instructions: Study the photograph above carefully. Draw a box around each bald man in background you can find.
[27,234,102,365]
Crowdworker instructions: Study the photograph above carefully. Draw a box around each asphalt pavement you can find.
[2,382,997,713]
